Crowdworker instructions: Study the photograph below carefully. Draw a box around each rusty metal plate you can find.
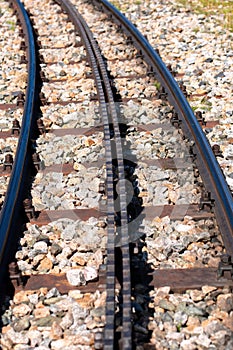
[204,121,219,128]
[31,204,212,226]
[143,204,213,220]
[50,125,103,136]
[40,157,191,177]
[140,157,192,169]
[150,267,233,292]
[0,104,17,110]
[47,122,219,139]
[15,272,106,294]
[0,131,18,139]
[31,208,106,226]
[47,100,85,106]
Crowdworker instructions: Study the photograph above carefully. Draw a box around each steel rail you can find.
[80,23,132,350]
[78,15,132,350]
[93,0,233,254]
[54,1,131,348]
[0,0,36,281]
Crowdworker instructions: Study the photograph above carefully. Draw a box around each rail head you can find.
[0,0,36,273]
[93,0,233,253]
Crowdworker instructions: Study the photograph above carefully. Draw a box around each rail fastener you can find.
[3,154,14,171]
[16,92,25,107]
[23,198,36,220]
[199,190,215,211]
[217,254,233,280]
[195,111,206,126]
[8,261,23,287]
[32,152,41,171]
[212,144,223,158]
[37,118,46,134]
[11,119,21,135]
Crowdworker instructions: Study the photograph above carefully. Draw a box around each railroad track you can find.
[0,0,233,349]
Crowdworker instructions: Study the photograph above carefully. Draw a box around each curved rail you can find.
[0,0,36,279]
[54,1,131,348]
[79,14,132,350]
[1,0,232,348]
[93,0,233,253]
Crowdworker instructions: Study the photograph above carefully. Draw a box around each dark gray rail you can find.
[54,0,131,348]
[1,0,232,348]
[0,0,36,280]
[93,0,233,253]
